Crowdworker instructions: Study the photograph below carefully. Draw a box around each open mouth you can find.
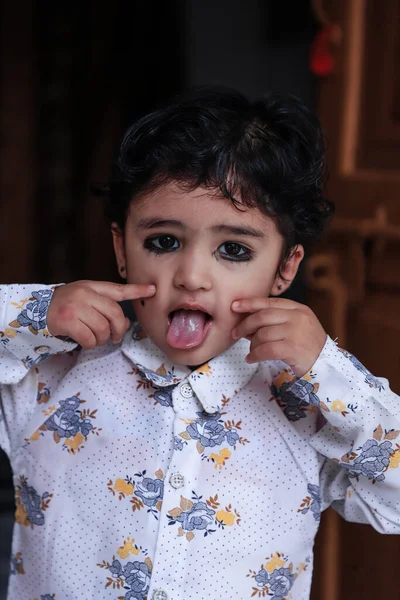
[166,308,213,349]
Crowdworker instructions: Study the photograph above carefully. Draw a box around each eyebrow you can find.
[135,217,267,239]
[135,218,184,230]
[212,223,267,239]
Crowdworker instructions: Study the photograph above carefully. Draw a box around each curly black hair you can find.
[100,86,333,263]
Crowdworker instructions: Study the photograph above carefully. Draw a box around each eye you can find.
[218,242,252,262]
[144,235,180,254]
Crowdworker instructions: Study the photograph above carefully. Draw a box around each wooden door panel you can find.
[357,0,400,168]
[309,1,400,598]
[340,523,399,598]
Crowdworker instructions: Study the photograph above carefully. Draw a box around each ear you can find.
[270,245,304,296]
[111,223,127,279]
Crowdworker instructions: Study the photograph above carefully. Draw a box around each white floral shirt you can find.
[1,285,400,600]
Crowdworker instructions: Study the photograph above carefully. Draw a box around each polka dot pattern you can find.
[1,285,400,600]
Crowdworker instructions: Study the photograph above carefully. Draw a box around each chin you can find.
[162,345,214,367]
[160,337,234,367]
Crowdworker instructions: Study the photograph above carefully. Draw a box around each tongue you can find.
[166,310,209,349]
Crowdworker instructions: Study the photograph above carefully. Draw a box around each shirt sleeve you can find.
[0,284,78,456]
[290,336,400,534]
[0,284,77,383]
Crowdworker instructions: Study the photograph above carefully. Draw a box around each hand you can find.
[47,280,156,349]
[231,297,327,377]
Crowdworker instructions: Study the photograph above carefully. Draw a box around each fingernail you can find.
[232,329,238,339]
[232,301,240,309]
[149,285,156,293]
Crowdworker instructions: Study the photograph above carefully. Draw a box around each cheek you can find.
[124,239,156,278]
[131,299,159,334]
[225,268,275,301]
[125,248,163,285]
[131,282,168,325]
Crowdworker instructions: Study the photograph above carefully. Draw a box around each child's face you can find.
[113,182,303,366]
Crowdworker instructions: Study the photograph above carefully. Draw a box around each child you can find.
[1,88,400,600]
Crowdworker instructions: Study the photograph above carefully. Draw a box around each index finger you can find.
[231,296,300,313]
[87,281,156,302]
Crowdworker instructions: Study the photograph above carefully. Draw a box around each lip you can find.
[168,303,213,324]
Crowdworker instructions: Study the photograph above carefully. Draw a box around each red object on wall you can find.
[310,24,341,77]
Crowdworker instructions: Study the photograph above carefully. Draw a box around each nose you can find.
[172,246,212,292]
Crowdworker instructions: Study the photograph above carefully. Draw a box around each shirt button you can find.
[169,472,185,489]
[153,589,169,600]
[180,383,194,398]
[34,345,50,354]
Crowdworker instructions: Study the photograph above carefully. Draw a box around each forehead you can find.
[128,182,279,236]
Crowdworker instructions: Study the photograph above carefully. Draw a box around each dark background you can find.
[0,1,316,597]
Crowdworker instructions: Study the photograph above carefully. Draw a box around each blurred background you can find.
[0,1,399,598]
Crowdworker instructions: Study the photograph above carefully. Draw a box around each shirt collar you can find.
[121,322,259,413]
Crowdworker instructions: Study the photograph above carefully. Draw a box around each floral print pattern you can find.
[36,377,51,404]
[9,289,54,335]
[209,448,232,470]
[191,362,213,380]
[247,552,309,599]
[136,362,179,388]
[3,283,400,600]
[167,491,240,541]
[97,537,152,600]
[338,348,384,390]
[46,395,93,438]
[337,424,400,482]
[271,379,308,422]
[177,410,249,468]
[24,393,101,453]
[186,411,228,447]
[151,384,176,408]
[271,369,324,423]
[173,436,187,451]
[298,484,321,522]
[389,447,400,469]
[9,552,24,575]
[324,396,358,417]
[108,469,164,519]
[15,476,52,528]
[128,358,181,408]
[135,474,164,510]
[0,327,17,348]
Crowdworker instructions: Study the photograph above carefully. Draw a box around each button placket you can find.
[180,382,194,398]
[169,472,185,489]
[171,379,202,416]
[150,382,200,600]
